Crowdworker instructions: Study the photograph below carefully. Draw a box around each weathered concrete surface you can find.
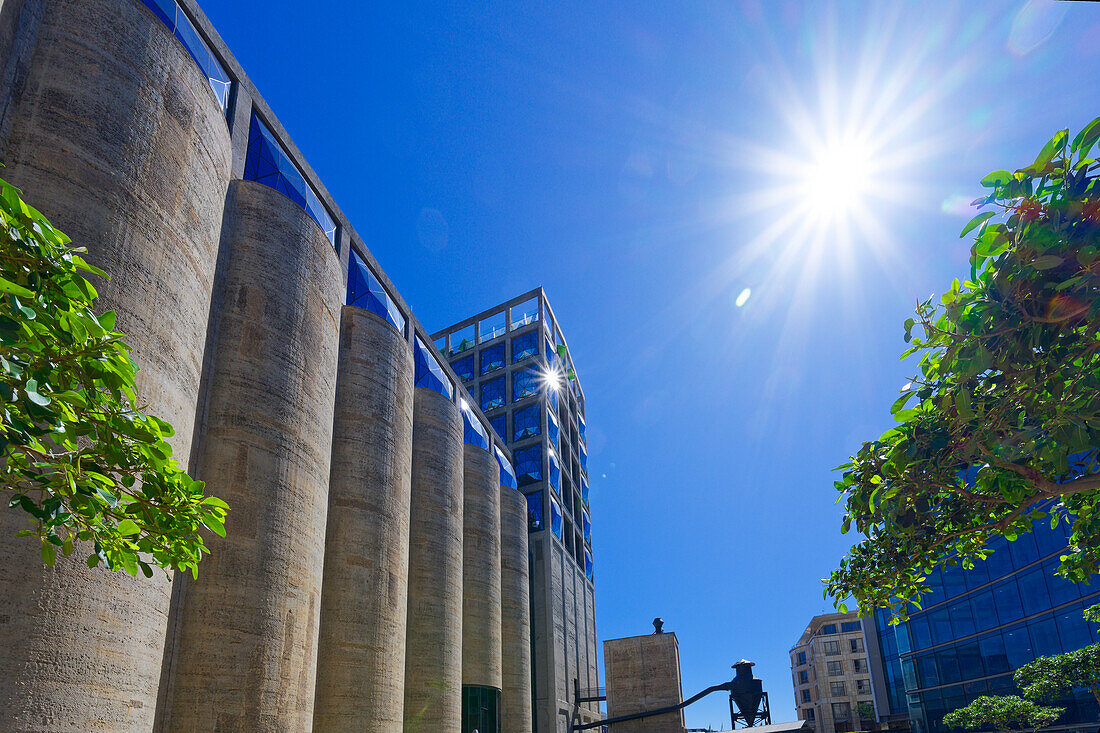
[0,0,230,728]
[463,444,503,692]
[312,306,414,732]
[500,488,533,733]
[164,180,341,731]
[604,633,685,733]
[404,388,464,733]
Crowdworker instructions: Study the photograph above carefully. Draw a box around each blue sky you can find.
[198,0,1100,727]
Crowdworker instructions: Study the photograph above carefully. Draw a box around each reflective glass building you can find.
[866,513,1100,733]
[434,288,599,733]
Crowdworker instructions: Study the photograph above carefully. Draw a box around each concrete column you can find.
[404,388,464,733]
[312,306,414,732]
[0,0,230,728]
[164,180,342,730]
[462,442,503,723]
[501,487,533,733]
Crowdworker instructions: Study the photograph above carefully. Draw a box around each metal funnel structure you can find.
[729,660,771,729]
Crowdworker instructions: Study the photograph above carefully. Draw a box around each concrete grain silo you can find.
[162,179,342,730]
[404,343,464,733]
[313,296,414,732]
[498,447,533,733]
[0,0,230,727]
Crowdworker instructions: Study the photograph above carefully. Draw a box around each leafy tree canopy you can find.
[0,176,227,578]
[827,119,1100,617]
[943,695,1063,733]
[1014,604,1100,706]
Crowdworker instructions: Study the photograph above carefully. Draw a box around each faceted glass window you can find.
[513,403,540,441]
[244,114,336,244]
[346,249,405,332]
[413,337,453,399]
[513,367,540,401]
[481,376,505,412]
[578,413,586,440]
[141,0,231,111]
[550,497,563,539]
[582,510,591,543]
[495,446,517,489]
[584,548,593,580]
[581,476,589,507]
[460,401,489,451]
[548,451,561,494]
[546,409,559,450]
[448,324,475,356]
[526,491,543,532]
[512,330,538,362]
[579,443,588,474]
[489,414,506,442]
[544,337,557,368]
[514,444,543,486]
[479,312,506,343]
[548,385,558,411]
[481,343,505,375]
[510,297,538,330]
[452,355,474,382]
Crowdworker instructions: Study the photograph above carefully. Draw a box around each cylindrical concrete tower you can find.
[500,471,533,733]
[404,387,464,733]
[312,305,414,732]
[0,0,231,728]
[461,407,503,731]
[163,180,342,730]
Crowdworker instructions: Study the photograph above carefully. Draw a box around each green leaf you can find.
[960,211,995,238]
[0,277,34,298]
[1031,255,1063,270]
[1071,116,1100,156]
[40,543,55,566]
[23,379,51,406]
[116,519,141,536]
[980,170,1012,188]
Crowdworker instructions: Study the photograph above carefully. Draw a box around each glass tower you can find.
[433,288,600,733]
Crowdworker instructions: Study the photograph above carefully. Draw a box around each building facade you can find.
[0,0,533,731]
[864,511,1100,733]
[791,613,879,733]
[433,289,601,732]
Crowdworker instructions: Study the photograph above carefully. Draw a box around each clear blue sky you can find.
[197,0,1099,727]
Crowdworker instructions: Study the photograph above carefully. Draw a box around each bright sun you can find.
[800,137,875,223]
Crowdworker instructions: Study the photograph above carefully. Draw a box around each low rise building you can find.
[791,613,879,733]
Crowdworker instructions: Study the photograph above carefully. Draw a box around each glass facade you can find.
[481,376,505,412]
[413,336,453,399]
[449,324,475,356]
[547,410,559,450]
[870,512,1100,733]
[527,491,544,532]
[453,355,474,382]
[512,330,537,362]
[461,401,489,451]
[584,549,593,581]
[489,414,506,442]
[513,367,539,401]
[479,313,506,343]
[346,250,405,332]
[514,444,542,486]
[550,497,563,539]
[513,404,540,441]
[495,446,517,489]
[548,451,561,493]
[140,0,230,110]
[462,685,500,733]
[243,114,336,244]
[582,510,591,544]
[510,297,538,330]
[481,343,505,375]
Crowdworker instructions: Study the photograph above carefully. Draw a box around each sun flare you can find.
[799,136,875,224]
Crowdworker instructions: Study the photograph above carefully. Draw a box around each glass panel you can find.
[909,614,933,651]
[480,343,505,375]
[512,330,538,362]
[578,413,586,439]
[546,409,559,450]
[941,564,966,599]
[1043,556,1080,606]
[460,400,489,451]
[526,491,543,531]
[1033,511,1068,558]
[896,622,912,655]
[583,510,591,543]
[922,569,945,609]
[963,556,990,590]
[488,414,506,442]
[1003,624,1034,668]
[581,475,589,507]
[917,653,938,688]
[584,548,593,580]
[451,355,474,382]
[970,589,999,632]
[512,403,541,441]
[509,297,538,330]
[957,641,983,680]
[1056,604,1092,652]
[1008,531,1039,569]
[448,324,475,356]
[901,658,918,691]
[495,446,517,489]
[1016,566,1050,617]
[346,250,405,332]
[140,0,231,111]
[434,335,447,353]
[513,367,540,401]
[514,444,542,486]
[579,443,588,474]
[413,336,453,399]
[480,376,505,412]
[929,606,952,646]
[544,336,557,368]
[1028,615,1061,657]
[548,384,557,411]
[462,684,500,733]
[936,647,960,684]
[478,312,506,343]
[841,621,861,632]
[984,537,1014,579]
[550,497,562,539]
[993,577,1024,623]
[948,599,975,639]
[548,451,560,493]
[978,633,1010,675]
[243,114,336,243]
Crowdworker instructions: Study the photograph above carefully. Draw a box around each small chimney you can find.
[652,617,664,634]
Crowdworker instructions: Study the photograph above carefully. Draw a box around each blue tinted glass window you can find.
[495,447,517,489]
[901,658,918,691]
[909,615,933,651]
[1003,625,1034,668]
[514,444,542,486]
[957,641,983,680]
[579,413,586,439]
[985,538,1014,579]
[140,0,231,110]
[1056,605,1092,651]
[548,386,558,411]
[548,451,561,493]
[929,607,952,646]
[1043,557,1080,606]
[489,414,506,442]
[243,114,336,244]
[841,621,861,632]
[948,599,975,639]
[583,510,591,543]
[513,404,540,441]
[1017,567,1050,617]
[1008,531,1040,569]
[964,557,990,590]
[510,298,538,330]
[581,476,589,507]
[971,589,999,632]
[993,577,1024,623]
[544,337,556,367]
[917,654,938,688]
[923,570,945,608]
[942,565,966,599]
[413,337,453,399]
[481,376,505,412]
[936,647,961,684]
[481,343,505,375]
[461,402,489,451]
[452,355,474,382]
[346,250,405,332]
[546,409,559,449]
[1033,512,1068,558]
[580,443,588,474]
[526,491,543,531]
[513,367,540,401]
[896,622,912,655]
[1029,615,1061,657]
[978,633,1010,675]
[550,497,562,539]
[512,331,537,362]
[822,624,837,634]
[584,548,593,580]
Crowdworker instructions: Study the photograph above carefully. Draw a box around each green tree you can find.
[826,119,1100,616]
[943,695,1063,733]
[1013,604,1100,707]
[0,176,226,578]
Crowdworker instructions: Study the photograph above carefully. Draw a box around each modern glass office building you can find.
[434,288,600,733]
[865,512,1100,733]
